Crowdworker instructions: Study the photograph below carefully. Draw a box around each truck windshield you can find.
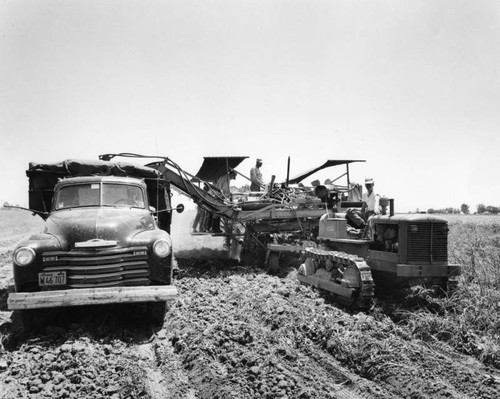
[55,183,145,210]
[102,184,145,208]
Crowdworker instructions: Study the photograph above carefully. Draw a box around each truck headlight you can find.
[13,247,36,266]
[153,239,171,258]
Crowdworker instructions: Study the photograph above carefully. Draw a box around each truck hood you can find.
[45,208,156,248]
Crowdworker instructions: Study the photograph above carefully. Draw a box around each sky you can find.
[1,0,499,213]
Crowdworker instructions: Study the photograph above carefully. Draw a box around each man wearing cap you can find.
[361,178,380,218]
[346,178,380,236]
[250,158,264,191]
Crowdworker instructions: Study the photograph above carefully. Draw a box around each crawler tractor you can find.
[292,211,460,309]
[246,160,461,309]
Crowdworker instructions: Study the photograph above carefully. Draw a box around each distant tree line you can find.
[427,207,461,214]
[476,204,500,214]
[427,203,500,215]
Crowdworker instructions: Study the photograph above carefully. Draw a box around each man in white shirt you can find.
[346,178,380,235]
[361,178,380,218]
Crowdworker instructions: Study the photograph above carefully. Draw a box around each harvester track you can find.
[298,248,375,310]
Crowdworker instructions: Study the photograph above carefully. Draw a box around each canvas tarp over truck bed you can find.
[27,159,169,224]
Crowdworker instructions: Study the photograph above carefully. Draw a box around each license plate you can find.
[39,271,67,286]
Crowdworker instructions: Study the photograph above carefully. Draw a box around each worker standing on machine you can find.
[212,170,236,249]
[250,158,264,191]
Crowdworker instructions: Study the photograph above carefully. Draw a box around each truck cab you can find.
[9,159,181,327]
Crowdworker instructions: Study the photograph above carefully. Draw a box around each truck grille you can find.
[406,222,448,264]
[42,246,150,288]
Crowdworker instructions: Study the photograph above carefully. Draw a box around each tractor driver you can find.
[361,178,380,219]
[346,178,380,235]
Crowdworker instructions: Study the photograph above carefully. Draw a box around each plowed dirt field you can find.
[1,210,499,398]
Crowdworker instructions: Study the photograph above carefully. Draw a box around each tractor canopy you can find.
[287,160,365,185]
[194,156,248,183]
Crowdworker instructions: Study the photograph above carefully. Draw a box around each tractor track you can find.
[298,248,375,310]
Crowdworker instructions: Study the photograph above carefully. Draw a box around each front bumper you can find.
[8,285,177,310]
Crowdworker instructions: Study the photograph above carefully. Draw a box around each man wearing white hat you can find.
[361,177,380,218]
[346,178,380,235]
[250,158,264,191]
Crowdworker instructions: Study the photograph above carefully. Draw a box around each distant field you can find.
[0,210,45,237]
[0,210,45,251]
[440,213,500,224]
[445,213,500,286]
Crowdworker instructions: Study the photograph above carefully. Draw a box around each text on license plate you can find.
[39,272,67,286]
